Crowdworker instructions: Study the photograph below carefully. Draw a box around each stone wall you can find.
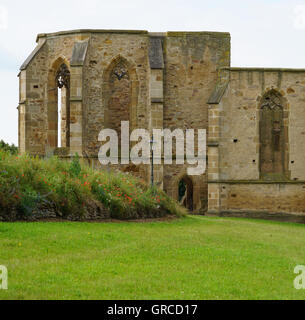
[208,68,305,216]
[163,32,231,212]
[19,32,91,156]
[83,31,150,156]
[219,69,305,181]
[216,182,305,215]
[19,30,232,213]
[20,29,305,217]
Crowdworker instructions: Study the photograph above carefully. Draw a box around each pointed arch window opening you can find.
[56,64,70,89]
[55,64,70,149]
[105,59,132,144]
[57,88,62,148]
[259,90,287,179]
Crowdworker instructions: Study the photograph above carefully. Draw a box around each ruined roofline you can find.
[36,29,149,42]
[149,32,167,38]
[221,67,305,73]
[36,29,230,42]
[208,66,305,103]
[166,31,230,38]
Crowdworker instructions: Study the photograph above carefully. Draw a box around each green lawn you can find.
[0,216,304,300]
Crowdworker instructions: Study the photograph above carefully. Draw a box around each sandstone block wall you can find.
[163,32,230,213]
[19,29,305,216]
[208,68,305,215]
[20,30,232,213]
[218,182,305,214]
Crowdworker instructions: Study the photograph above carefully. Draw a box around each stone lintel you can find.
[208,142,219,147]
[151,98,164,104]
[70,97,83,102]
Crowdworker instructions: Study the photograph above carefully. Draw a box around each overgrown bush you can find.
[0,140,18,155]
[69,153,82,177]
[0,150,187,221]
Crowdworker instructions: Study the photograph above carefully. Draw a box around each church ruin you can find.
[18,29,305,217]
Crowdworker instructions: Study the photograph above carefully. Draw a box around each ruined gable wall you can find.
[20,33,90,155]
[19,39,48,155]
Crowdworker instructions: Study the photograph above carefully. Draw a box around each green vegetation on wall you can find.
[0,150,186,221]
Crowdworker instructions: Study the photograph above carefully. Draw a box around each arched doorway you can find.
[179,176,194,211]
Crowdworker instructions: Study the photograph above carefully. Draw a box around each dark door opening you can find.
[179,176,194,211]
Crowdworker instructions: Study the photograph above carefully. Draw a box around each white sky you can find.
[1,0,305,145]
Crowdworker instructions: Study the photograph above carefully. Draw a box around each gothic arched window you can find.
[47,60,71,150]
[56,63,70,148]
[259,90,287,179]
[104,58,131,142]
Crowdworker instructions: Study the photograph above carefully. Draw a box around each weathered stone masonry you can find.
[19,29,305,217]
[208,68,305,218]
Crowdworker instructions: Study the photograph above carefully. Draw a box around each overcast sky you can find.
[1,0,305,145]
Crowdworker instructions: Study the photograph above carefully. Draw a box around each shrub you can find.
[69,153,82,177]
[0,140,18,155]
[0,151,187,221]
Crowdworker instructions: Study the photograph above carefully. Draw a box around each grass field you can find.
[0,216,304,300]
